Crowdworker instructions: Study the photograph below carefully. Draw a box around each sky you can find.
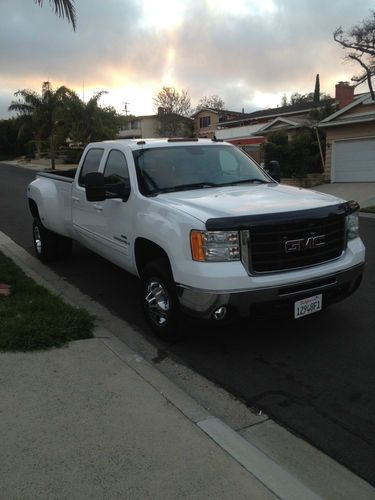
[0,0,374,119]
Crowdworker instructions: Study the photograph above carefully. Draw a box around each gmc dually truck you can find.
[27,138,365,339]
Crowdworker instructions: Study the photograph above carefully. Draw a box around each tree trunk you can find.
[49,135,55,170]
[367,74,375,101]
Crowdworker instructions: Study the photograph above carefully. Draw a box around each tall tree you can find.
[313,74,320,104]
[153,86,191,116]
[66,90,121,145]
[196,95,225,111]
[35,0,76,30]
[153,87,192,136]
[289,91,331,105]
[334,10,375,100]
[9,81,70,169]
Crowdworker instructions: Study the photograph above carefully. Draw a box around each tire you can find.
[33,217,72,263]
[140,259,183,341]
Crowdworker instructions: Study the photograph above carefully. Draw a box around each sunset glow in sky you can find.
[0,0,373,118]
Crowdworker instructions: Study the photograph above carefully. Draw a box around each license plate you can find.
[294,294,322,319]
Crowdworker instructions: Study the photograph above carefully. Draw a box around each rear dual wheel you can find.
[33,217,72,263]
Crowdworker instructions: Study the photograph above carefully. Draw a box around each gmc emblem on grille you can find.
[285,235,326,253]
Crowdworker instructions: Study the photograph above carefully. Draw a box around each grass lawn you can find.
[0,252,95,351]
[360,206,375,214]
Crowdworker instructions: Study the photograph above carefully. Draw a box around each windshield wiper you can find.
[218,178,270,186]
[152,182,219,194]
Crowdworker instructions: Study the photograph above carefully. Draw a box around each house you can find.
[192,108,244,139]
[214,101,327,162]
[319,82,375,182]
[117,115,154,139]
[118,109,193,139]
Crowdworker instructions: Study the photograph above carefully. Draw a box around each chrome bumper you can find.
[176,264,364,320]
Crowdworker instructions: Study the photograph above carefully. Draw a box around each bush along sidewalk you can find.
[0,252,95,351]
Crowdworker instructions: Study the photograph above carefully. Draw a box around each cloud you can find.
[0,0,373,118]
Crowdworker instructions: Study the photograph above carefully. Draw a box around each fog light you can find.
[213,306,227,321]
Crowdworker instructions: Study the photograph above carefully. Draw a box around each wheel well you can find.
[135,238,171,276]
[28,199,39,218]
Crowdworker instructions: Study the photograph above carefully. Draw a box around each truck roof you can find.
[88,138,229,151]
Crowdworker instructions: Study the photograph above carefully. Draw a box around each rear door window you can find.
[78,148,104,186]
[103,150,130,186]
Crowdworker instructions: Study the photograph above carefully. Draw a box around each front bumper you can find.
[176,263,364,320]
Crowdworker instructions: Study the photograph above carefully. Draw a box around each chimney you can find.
[335,81,354,109]
[158,106,165,115]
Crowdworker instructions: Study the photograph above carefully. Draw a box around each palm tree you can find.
[35,0,76,30]
[65,91,122,146]
[9,81,71,169]
[67,91,109,145]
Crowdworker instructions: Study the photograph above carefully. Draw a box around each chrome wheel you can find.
[33,225,42,255]
[144,279,170,327]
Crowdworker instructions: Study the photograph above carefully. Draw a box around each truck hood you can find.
[157,184,347,223]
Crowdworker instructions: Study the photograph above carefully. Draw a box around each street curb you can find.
[0,231,322,500]
[359,212,375,219]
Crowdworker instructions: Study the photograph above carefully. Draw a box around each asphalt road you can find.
[1,163,375,485]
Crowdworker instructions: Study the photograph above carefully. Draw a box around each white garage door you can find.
[333,138,375,182]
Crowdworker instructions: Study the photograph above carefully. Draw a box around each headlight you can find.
[346,212,359,240]
[191,230,240,261]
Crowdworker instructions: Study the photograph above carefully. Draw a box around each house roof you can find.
[218,101,328,127]
[191,107,244,118]
[256,116,312,134]
[126,113,193,122]
[319,92,375,128]
[215,122,266,141]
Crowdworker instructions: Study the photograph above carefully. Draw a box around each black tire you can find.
[140,259,183,341]
[33,217,72,263]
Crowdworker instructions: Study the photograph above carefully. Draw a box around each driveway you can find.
[310,182,375,208]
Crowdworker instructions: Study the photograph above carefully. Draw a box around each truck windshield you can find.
[133,145,271,195]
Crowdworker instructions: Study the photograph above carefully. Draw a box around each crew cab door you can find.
[95,149,134,269]
[71,146,135,271]
[71,147,106,252]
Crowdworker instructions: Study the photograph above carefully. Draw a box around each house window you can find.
[199,116,211,128]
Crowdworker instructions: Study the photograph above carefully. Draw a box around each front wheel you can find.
[140,259,183,341]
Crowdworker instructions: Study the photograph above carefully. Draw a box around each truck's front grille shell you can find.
[205,203,357,276]
[246,214,346,273]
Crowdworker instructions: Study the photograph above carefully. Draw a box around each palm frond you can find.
[35,0,76,30]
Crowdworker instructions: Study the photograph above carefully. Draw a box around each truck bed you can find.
[37,169,77,182]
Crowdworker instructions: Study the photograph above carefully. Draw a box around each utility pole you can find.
[123,102,130,116]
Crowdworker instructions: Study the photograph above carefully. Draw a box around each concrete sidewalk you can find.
[1,232,375,498]
[0,339,278,499]
[0,158,77,171]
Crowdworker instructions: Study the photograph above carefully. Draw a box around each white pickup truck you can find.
[27,138,365,339]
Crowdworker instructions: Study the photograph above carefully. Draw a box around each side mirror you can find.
[85,172,106,201]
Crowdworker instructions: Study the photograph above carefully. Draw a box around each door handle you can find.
[93,203,103,212]
[72,196,80,203]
